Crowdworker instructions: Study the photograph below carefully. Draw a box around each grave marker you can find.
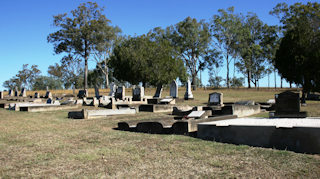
[184,79,194,100]
[133,86,144,101]
[274,91,306,118]
[77,89,88,98]
[208,92,223,106]
[153,84,163,98]
[94,86,100,99]
[115,86,125,100]
[109,83,116,97]
[0,91,3,99]
[34,92,40,98]
[14,87,18,97]
[45,91,52,99]
[8,89,13,97]
[170,80,178,98]
[20,88,27,97]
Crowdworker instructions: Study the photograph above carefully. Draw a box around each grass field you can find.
[0,88,320,177]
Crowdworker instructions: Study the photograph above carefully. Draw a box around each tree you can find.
[210,7,241,88]
[88,68,105,88]
[167,17,219,89]
[47,2,113,90]
[48,55,84,89]
[110,34,186,86]
[32,76,63,90]
[3,77,21,90]
[271,2,320,99]
[236,13,268,88]
[230,77,245,88]
[93,26,122,88]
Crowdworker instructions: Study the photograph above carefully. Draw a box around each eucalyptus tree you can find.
[47,2,113,90]
[167,17,219,90]
[210,7,242,88]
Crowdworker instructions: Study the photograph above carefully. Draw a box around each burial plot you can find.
[170,80,178,98]
[153,84,163,98]
[208,92,223,106]
[115,86,125,100]
[184,79,194,100]
[274,91,307,118]
[132,86,144,101]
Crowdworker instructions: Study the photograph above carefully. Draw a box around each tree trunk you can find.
[301,90,306,104]
[84,56,88,90]
[247,70,251,88]
[280,77,283,88]
[274,69,277,89]
[105,64,109,89]
[290,82,292,88]
[226,56,230,88]
[192,74,196,91]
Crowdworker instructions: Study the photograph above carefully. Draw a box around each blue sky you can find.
[0,0,316,90]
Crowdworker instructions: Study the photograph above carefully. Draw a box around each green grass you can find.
[0,88,320,177]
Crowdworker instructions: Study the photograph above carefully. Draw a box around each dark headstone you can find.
[8,89,13,97]
[274,91,306,118]
[34,92,40,98]
[184,79,193,100]
[208,92,223,106]
[170,80,178,98]
[77,90,88,98]
[133,86,144,101]
[20,88,27,97]
[153,84,163,98]
[0,91,3,99]
[115,86,125,100]
[45,91,52,98]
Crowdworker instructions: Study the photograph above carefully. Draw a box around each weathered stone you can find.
[14,87,19,97]
[235,100,255,105]
[92,97,99,107]
[208,92,223,106]
[115,86,125,100]
[0,91,3,99]
[45,91,52,98]
[153,84,163,98]
[20,88,27,97]
[8,89,13,97]
[34,92,40,98]
[139,104,173,113]
[187,111,206,119]
[184,79,193,100]
[274,91,307,118]
[159,98,175,105]
[79,108,137,119]
[109,83,116,97]
[170,80,178,98]
[132,86,144,101]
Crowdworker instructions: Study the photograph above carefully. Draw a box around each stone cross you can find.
[184,79,194,100]
[132,86,145,101]
[109,83,116,97]
[153,84,163,98]
[170,80,178,98]
[208,92,223,106]
[20,88,27,97]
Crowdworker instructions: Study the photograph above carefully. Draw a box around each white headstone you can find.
[184,79,193,100]
[170,80,178,98]
[45,91,52,99]
[109,83,116,97]
[8,89,13,97]
[154,84,163,98]
[20,88,27,97]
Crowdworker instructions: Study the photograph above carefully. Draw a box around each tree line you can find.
[3,2,320,95]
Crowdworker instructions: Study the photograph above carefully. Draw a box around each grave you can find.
[68,108,137,119]
[34,92,40,98]
[94,86,100,99]
[18,103,78,112]
[273,91,307,118]
[109,83,116,97]
[77,89,88,98]
[153,84,163,98]
[115,86,125,100]
[208,92,223,106]
[91,97,99,107]
[139,104,174,113]
[45,91,52,98]
[14,87,19,97]
[170,80,178,98]
[184,79,193,100]
[8,89,13,97]
[0,91,3,99]
[197,117,320,154]
[132,86,144,101]
[20,88,27,97]
[159,98,175,105]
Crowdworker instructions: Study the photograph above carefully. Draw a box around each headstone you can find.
[132,86,144,101]
[46,86,49,91]
[0,91,3,99]
[170,80,178,98]
[14,87,19,97]
[47,98,52,104]
[92,97,99,107]
[77,89,88,98]
[94,86,100,99]
[153,84,163,98]
[184,79,194,100]
[45,91,52,98]
[72,85,75,95]
[208,92,223,106]
[115,86,125,100]
[274,91,307,118]
[109,83,116,97]
[34,92,40,98]
[20,88,27,97]
[8,89,13,97]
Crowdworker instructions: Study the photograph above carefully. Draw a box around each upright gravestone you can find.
[34,92,40,98]
[8,89,13,97]
[94,86,100,99]
[14,87,19,97]
[109,83,116,97]
[45,91,52,99]
[170,80,178,98]
[46,86,49,92]
[274,91,306,118]
[208,92,223,106]
[20,88,27,97]
[0,91,3,99]
[133,86,144,101]
[115,86,125,100]
[184,79,194,100]
[153,84,163,98]
[77,89,88,98]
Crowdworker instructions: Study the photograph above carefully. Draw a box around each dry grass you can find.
[0,88,320,177]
